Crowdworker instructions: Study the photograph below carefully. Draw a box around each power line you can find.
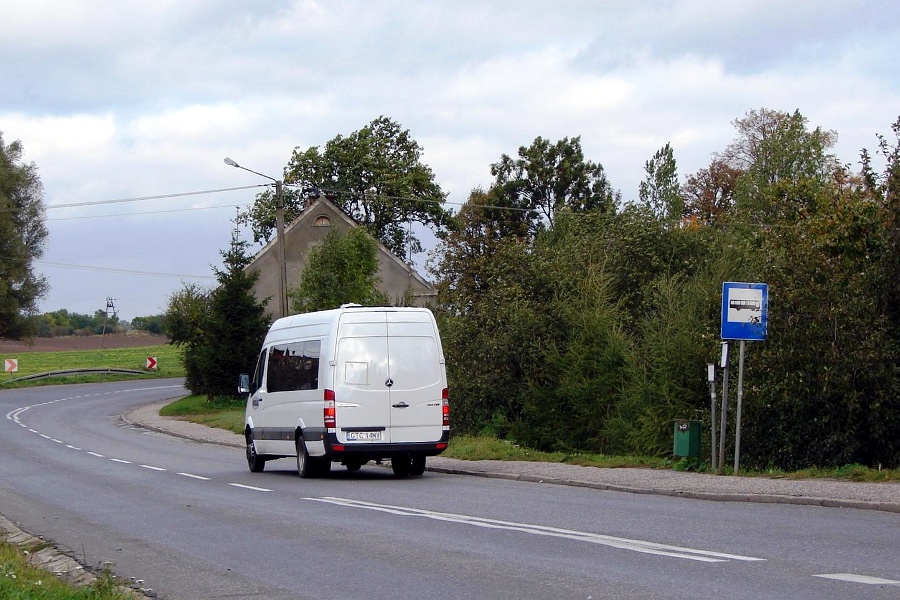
[33,259,216,280]
[43,184,266,210]
[46,203,252,221]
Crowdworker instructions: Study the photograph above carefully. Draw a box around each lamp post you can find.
[224,157,288,318]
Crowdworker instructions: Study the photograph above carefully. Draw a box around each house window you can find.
[314,216,331,227]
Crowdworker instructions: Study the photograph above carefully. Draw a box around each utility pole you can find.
[224,157,288,318]
[100,297,117,350]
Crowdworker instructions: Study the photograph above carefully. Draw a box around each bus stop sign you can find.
[721,282,768,341]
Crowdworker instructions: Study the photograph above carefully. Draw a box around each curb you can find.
[425,468,900,514]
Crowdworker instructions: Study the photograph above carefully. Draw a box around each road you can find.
[1,380,898,599]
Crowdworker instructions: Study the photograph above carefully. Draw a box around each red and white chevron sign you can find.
[146,356,158,370]
[5,358,18,373]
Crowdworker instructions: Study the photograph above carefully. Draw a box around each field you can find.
[0,333,183,384]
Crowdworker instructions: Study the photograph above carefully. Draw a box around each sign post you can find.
[720,282,768,474]
[707,363,717,471]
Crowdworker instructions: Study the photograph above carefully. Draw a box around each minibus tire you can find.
[392,455,411,477]
[246,432,266,473]
[296,437,313,478]
[409,454,426,477]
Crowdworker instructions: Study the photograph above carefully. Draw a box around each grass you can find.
[441,435,673,469]
[160,394,245,435]
[1,344,184,387]
[0,541,134,600]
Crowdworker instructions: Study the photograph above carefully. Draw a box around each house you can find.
[246,196,436,319]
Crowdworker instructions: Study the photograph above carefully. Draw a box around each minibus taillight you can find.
[442,388,450,429]
[324,389,336,431]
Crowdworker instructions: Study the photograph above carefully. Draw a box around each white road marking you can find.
[305,497,766,563]
[178,473,211,481]
[229,483,273,492]
[87,452,105,458]
[140,465,166,471]
[110,458,132,464]
[813,574,900,585]
[66,445,81,450]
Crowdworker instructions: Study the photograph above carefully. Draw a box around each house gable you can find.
[246,197,435,319]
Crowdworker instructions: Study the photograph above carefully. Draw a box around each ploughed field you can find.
[0,333,168,353]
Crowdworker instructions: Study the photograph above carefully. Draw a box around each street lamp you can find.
[224,157,288,318]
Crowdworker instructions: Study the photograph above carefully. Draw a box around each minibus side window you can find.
[267,340,321,392]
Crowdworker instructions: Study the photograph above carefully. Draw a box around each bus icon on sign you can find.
[729,298,760,311]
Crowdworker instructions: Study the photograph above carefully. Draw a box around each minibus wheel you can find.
[246,432,266,473]
[409,454,426,476]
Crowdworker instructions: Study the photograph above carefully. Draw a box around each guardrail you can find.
[3,368,149,384]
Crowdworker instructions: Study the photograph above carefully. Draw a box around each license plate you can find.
[346,431,383,441]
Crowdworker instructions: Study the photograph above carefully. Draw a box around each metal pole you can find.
[708,366,717,472]
[718,341,729,475]
[275,180,288,318]
[734,340,746,474]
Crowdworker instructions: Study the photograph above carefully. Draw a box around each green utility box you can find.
[673,419,702,458]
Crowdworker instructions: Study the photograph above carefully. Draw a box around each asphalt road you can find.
[1,380,898,599]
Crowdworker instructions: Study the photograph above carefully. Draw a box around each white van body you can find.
[242,305,449,477]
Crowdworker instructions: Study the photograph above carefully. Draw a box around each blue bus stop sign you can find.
[721,282,768,341]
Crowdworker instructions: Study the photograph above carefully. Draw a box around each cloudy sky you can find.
[2,0,898,322]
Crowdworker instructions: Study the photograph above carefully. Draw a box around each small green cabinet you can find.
[673,420,702,458]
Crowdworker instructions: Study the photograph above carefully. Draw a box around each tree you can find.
[638,142,681,222]
[242,116,451,260]
[0,133,49,339]
[725,108,839,222]
[131,314,166,334]
[489,136,619,238]
[681,158,741,224]
[165,234,270,399]
[289,227,388,313]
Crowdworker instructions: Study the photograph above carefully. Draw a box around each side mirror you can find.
[238,373,251,394]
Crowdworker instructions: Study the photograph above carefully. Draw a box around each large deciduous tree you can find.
[241,117,451,261]
[489,136,619,238]
[728,108,839,222]
[681,158,741,224]
[0,133,49,338]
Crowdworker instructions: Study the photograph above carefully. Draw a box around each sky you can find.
[2,0,898,322]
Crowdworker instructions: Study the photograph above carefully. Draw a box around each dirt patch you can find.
[0,333,168,353]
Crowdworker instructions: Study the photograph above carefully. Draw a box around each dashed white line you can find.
[66,445,81,450]
[178,473,211,481]
[87,452,105,458]
[229,483,273,492]
[813,574,900,585]
[140,465,166,471]
[110,458,132,464]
